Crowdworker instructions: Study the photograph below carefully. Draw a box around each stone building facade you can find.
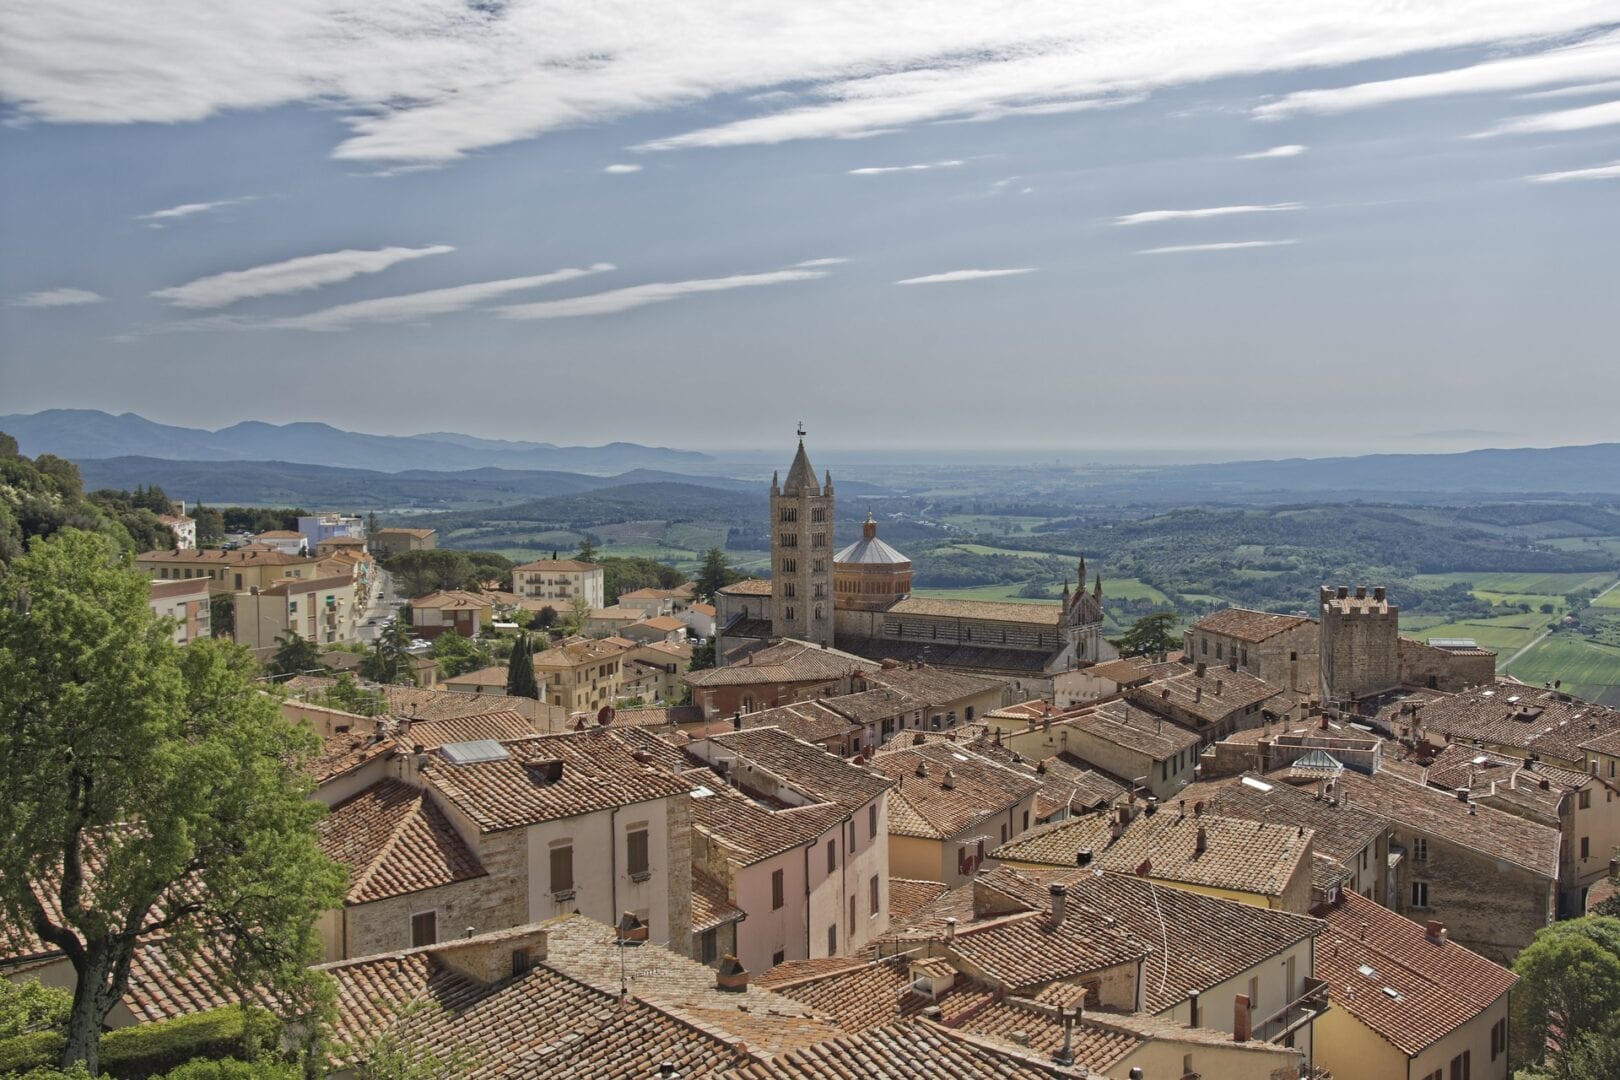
[1319,586,1401,703]
[1187,608,1318,706]
[770,438,835,647]
[1396,637,1496,692]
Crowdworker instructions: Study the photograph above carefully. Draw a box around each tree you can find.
[1110,611,1182,658]
[360,613,413,685]
[269,632,324,679]
[383,550,473,599]
[209,594,235,639]
[566,594,592,635]
[430,631,490,679]
[534,605,558,630]
[688,639,716,672]
[506,634,540,699]
[192,505,226,547]
[695,547,740,600]
[575,537,598,563]
[317,674,387,717]
[0,977,71,1038]
[1511,916,1620,1078]
[0,530,345,1073]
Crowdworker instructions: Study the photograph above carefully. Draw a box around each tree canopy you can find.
[1110,611,1182,657]
[0,530,345,1073]
[694,547,741,601]
[268,632,324,678]
[1512,915,1620,1078]
[505,633,540,699]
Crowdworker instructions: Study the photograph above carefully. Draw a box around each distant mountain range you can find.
[0,410,711,474]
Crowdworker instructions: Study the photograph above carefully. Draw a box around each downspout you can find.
[841,813,852,952]
[803,842,812,958]
[610,804,620,933]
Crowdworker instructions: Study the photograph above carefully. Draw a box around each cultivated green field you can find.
[1410,571,1617,595]
[1504,635,1620,706]
[944,543,1061,559]
[1593,587,1620,609]
[1416,614,1549,655]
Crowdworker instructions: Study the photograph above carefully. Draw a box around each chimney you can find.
[1195,826,1208,856]
[1425,919,1449,945]
[1539,777,1550,790]
[1193,800,1204,818]
[1233,994,1252,1042]
[1455,788,1470,803]
[1355,586,1366,600]
[1338,586,1349,600]
[1188,989,1200,1029]
[1216,679,1224,696]
[944,917,957,943]
[1196,662,1207,678]
[916,761,929,779]
[1049,882,1068,925]
[732,713,743,731]
[715,954,748,992]
[1195,686,1203,703]
[941,767,955,790]
[1076,849,1093,868]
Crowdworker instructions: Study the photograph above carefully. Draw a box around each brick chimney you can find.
[1196,661,1207,677]
[1195,826,1208,856]
[716,954,748,992]
[1233,994,1252,1042]
[1425,920,1449,945]
[1049,882,1068,925]
[1194,686,1203,703]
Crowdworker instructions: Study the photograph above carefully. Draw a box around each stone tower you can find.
[1319,585,1400,703]
[770,434,835,647]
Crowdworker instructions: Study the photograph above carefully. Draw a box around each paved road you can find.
[357,569,398,644]
[1502,575,1620,670]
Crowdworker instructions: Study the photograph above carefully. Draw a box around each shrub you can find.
[0,1007,278,1080]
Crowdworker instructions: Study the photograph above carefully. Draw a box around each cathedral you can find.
[714,435,1114,699]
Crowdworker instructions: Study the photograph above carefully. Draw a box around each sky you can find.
[2,2,1619,459]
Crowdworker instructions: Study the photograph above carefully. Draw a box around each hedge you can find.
[0,1006,279,1079]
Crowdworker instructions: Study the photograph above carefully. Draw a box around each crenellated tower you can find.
[770,431,835,647]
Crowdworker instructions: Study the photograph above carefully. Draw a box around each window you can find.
[1022,810,1029,832]
[869,804,878,839]
[781,558,796,574]
[1491,1017,1506,1060]
[827,838,837,873]
[701,929,718,965]
[870,874,880,916]
[1581,836,1591,859]
[1449,1050,1470,1080]
[410,911,437,948]
[1411,881,1429,908]
[550,845,574,895]
[1580,789,1592,809]
[827,924,837,955]
[1412,837,1428,862]
[772,949,785,967]
[627,828,650,879]
[849,894,856,929]
[288,601,298,613]
[771,869,785,910]
[1201,638,1208,655]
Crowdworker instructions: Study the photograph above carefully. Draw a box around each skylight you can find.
[1241,776,1273,792]
[1357,964,1377,980]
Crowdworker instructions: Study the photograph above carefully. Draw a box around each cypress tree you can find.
[506,632,540,699]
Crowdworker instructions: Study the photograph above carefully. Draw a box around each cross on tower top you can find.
[796,420,806,438]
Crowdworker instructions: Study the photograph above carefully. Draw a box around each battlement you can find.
[1320,584,1397,616]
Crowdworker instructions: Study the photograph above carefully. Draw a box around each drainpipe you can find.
[803,842,812,959]
[610,804,620,935]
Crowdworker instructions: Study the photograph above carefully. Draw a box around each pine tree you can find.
[506,632,540,699]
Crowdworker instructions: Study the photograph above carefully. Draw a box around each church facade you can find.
[716,437,1114,700]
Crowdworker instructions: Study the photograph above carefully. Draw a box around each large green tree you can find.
[269,632,324,679]
[429,631,490,679]
[0,530,345,1073]
[360,611,414,685]
[1109,610,1182,658]
[1512,916,1620,1078]
[694,547,740,601]
[505,633,540,699]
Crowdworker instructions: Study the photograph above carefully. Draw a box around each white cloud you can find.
[848,159,963,175]
[267,264,615,331]
[150,245,454,309]
[1518,78,1620,98]
[499,268,828,320]
[1474,97,1620,136]
[1527,158,1620,181]
[895,268,1036,285]
[136,196,253,223]
[791,258,848,267]
[3,3,1616,162]
[8,287,104,308]
[1238,144,1307,159]
[603,163,642,174]
[1115,202,1303,226]
[1136,239,1299,255]
[1256,29,1620,118]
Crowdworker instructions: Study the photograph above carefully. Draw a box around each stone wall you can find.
[341,875,507,960]
[1391,823,1555,964]
[1397,637,1496,693]
[1320,587,1400,702]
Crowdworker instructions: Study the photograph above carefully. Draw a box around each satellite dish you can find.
[597,705,616,727]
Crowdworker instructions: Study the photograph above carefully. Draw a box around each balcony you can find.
[1253,978,1330,1044]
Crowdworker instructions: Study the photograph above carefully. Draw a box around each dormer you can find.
[908,956,957,999]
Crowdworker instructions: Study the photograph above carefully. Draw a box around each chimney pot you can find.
[715,954,749,992]
[1193,800,1204,818]
[1049,882,1068,925]
[1195,826,1208,855]
[944,917,956,943]
[1374,586,1386,602]
[1196,662,1207,678]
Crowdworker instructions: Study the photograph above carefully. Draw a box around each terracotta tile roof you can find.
[718,577,773,596]
[1030,756,1126,819]
[839,636,1056,676]
[702,726,893,812]
[756,955,874,990]
[1332,769,1561,878]
[887,879,950,924]
[689,641,873,687]
[307,730,395,785]
[690,601,716,616]
[1065,701,1201,759]
[1085,657,1155,685]
[822,686,922,725]
[1418,685,1620,764]
[737,701,858,745]
[316,779,486,904]
[691,867,745,932]
[512,558,602,572]
[731,1017,1098,1078]
[257,573,355,596]
[953,997,1142,1066]
[871,744,1043,839]
[610,704,704,728]
[532,637,631,670]
[1127,663,1282,726]
[404,709,538,748]
[1580,725,1620,755]
[993,810,1313,900]
[753,955,978,1034]
[867,664,1008,707]
[409,589,490,610]
[137,548,310,566]
[384,686,539,722]
[1192,608,1314,643]
[424,731,692,833]
[1316,891,1517,1056]
[888,596,1063,626]
[689,785,847,865]
[374,527,436,538]
[1200,773,1390,865]
[1322,588,1393,615]
[255,530,304,539]
[441,664,509,687]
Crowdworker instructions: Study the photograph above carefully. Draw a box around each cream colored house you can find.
[136,547,321,596]
[233,573,358,649]
[147,577,211,645]
[1313,891,1516,1080]
[512,557,604,610]
[532,637,629,715]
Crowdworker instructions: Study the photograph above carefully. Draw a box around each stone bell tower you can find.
[769,426,834,647]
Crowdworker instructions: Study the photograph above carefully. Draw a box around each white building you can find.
[512,558,604,611]
[296,513,366,549]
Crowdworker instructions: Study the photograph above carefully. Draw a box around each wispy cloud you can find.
[8,287,104,308]
[895,268,1036,285]
[848,159,963,175]
[136,196,254,225]
[1136,239,1298,255]
[4,4,1614,162]
[499,269,828,320]
[1237,144,1307,159]
[792,258,848,268]
[1115,202,1302,226]
[1518,78,1620,99]
[1527,158,1620,182]
[267,264,615,331]
[1474,98,1620,136]
[150,245,454,309]
[603,163,643,174]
